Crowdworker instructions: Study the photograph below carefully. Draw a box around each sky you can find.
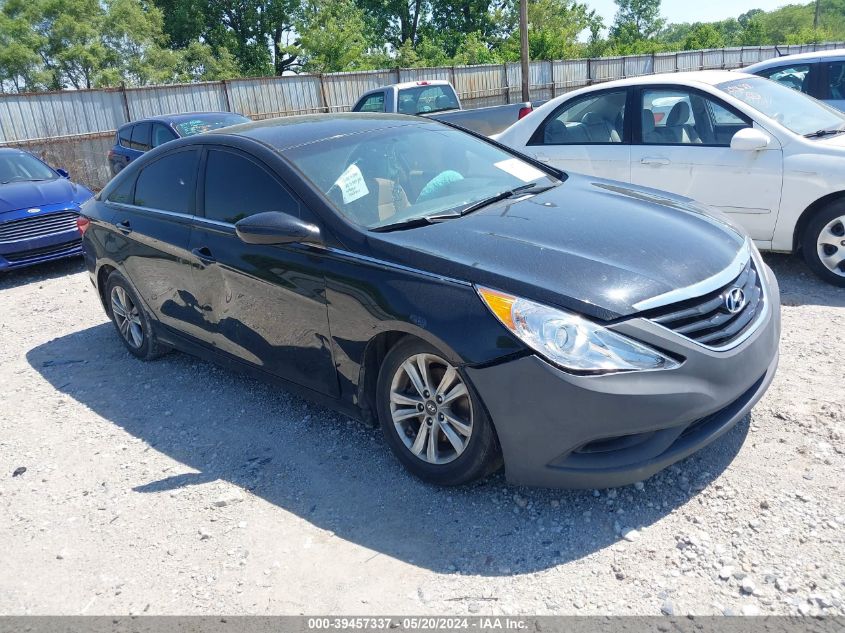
[587,0,794,27]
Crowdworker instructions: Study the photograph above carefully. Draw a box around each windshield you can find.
[174,114,251,137]
[0,152,57,184]
[397,85,460,115]
[718,77,845,136]
[285,124,559,230]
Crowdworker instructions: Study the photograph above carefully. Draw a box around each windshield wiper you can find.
[370,212,462,233]
[805,127,845,138]
[457,182,555,216]
[369,182,554,233]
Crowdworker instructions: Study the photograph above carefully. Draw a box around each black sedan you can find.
[80,113,780,488]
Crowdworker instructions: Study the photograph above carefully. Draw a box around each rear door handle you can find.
[191,246,216,265]
[116,219,132,234]
[641,157,670,166]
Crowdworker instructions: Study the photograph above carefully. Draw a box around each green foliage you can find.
[611,0,665,41]
[3,0,845,92]
[682,23,726,51]
[498,0,601,61]
[294,0,373,73]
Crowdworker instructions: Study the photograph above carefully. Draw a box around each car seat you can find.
[581,112,621,143]
[641,109,659,143]
[664,101,702,144]
[544,119,569,144]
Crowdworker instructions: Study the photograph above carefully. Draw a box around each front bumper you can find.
[465,265,781,489]
[0,206,82,271]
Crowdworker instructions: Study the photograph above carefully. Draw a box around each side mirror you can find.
[730,128,772,151]
[235,211,321,246]
[56,168,70,179]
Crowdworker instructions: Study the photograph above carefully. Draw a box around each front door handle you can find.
[116,219,132,234]
[191,246,216,265]
[641,157,670,166]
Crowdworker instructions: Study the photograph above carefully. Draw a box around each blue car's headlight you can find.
[477,286,679,374]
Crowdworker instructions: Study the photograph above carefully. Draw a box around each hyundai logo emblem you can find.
[26,208,41,214]
[724,287,746,314]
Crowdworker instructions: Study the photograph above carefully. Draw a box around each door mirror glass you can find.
[55,168,70,179]
[235,211,321,246]
[730,128,772,151]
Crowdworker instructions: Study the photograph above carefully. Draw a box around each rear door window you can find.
[107,176,135,204]
[203,149,304,224]
[134,149,200,213]
[531,90,627,145]
[129,123,152,152]
[118,126,132,148]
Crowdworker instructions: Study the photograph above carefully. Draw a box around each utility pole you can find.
[520,0,529,103]
[814,0,821,32]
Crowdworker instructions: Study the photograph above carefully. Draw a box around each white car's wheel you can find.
[803,201,845,287]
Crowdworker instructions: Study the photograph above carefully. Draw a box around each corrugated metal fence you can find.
[2,42,842,190]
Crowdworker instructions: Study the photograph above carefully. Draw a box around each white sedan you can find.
[495,70,845,286]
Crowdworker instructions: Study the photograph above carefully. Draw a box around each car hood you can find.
[371,174,746,320]
[0,178,92,215]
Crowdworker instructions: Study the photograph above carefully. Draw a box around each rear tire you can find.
[376,337,502,486]
[802,200,845,287]
[105,271,168,360]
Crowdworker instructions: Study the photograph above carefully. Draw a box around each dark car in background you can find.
[108,112,251,175]
[742,49,845,111]
[81,113,780,488]
[0,148,93,271]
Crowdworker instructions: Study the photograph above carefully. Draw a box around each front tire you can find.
[802,200,845,287]
[105,271,168,360]
[376,338,501,486]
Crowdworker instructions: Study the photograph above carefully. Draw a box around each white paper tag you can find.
[494,158,546,183]
[334,164,369,204]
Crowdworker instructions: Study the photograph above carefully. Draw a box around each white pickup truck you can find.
[351,80,535,136]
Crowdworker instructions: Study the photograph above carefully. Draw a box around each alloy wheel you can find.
[816,214,845,277]
[110,285,144,349]
[389,353,473,465]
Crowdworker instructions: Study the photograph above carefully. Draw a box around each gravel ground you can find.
[0,253,843,617]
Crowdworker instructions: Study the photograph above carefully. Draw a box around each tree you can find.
[151,0,301,76]
[428,0,514,57]
[294,0,372,73]
[0,1,47,92]
[682,23,725,50]
[498,0,601,61]
[356,0,429,50]
[610,0,665,41]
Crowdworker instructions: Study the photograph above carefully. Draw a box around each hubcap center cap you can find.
[425,401,437,416]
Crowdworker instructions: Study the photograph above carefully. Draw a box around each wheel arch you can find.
[355,326,467,427]
[793,190,845,253]
[96,263,118,315]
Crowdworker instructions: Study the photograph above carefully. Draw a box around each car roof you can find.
[743,49,845,71]
[214,112,439,151]
[119,112,247,128]
[576,70,751,91]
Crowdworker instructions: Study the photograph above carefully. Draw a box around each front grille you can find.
[4,239,81,263]
[646,259,764,348]
[0,211,79,243]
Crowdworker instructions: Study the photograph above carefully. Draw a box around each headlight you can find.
[477,287,680,374]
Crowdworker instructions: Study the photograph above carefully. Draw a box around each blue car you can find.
[108,112,251,175]
[0,148,94,271]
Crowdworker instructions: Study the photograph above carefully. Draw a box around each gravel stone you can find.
[0,255,842,616]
